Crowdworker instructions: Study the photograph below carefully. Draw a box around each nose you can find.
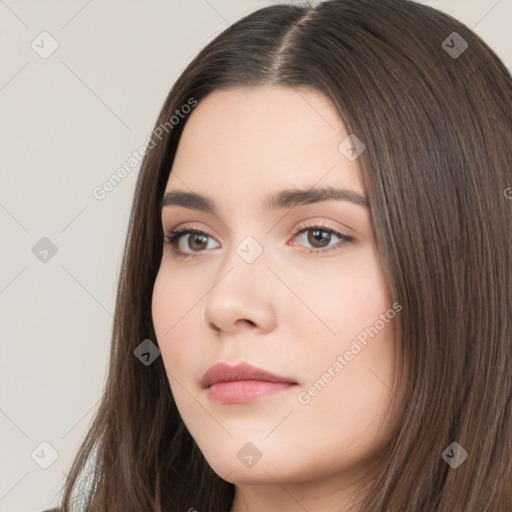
[201,242,278,336]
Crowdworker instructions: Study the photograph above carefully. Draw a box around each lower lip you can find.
[207,380,296,404]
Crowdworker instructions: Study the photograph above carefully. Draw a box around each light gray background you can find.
[1,1,510,510]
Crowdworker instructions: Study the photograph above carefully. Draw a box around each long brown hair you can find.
[58,1,512,510]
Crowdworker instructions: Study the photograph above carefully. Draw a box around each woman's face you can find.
[152,85,403,500]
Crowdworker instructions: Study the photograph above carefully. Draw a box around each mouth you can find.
[201,362,298,404]
[207,380,297,404]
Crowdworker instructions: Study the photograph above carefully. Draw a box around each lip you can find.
[201,362,298,404]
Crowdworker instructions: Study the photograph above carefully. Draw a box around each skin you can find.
[152,85,404,512]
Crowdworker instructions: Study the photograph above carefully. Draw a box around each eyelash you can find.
[163,223,353,259]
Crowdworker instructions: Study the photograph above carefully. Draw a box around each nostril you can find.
[209,322,221,332]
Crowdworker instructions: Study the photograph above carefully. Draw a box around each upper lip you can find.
[201,362,297,388]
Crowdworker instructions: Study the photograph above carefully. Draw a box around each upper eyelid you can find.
[161,204,363,235]
[164,222,348,238]
[162,214,356,234]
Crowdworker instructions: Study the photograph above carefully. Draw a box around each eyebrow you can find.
[160,186,369,215]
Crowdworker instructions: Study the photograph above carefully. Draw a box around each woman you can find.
[52,0,512,510]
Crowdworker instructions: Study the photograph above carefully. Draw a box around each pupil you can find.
[191,234,207,250]
[310,229,329,247]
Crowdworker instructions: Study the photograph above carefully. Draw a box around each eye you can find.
[290,223,353,255]
[163,223,353,258]
[164,227,219,257]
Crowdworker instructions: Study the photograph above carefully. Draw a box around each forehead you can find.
[165,85,364,200]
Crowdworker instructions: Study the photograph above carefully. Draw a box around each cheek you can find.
[151,267,193,374]
[152,262,202,334]
[152,268,172,341]
[287,248,391,353]
[289,250,398,413]
[152,269,211,438]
